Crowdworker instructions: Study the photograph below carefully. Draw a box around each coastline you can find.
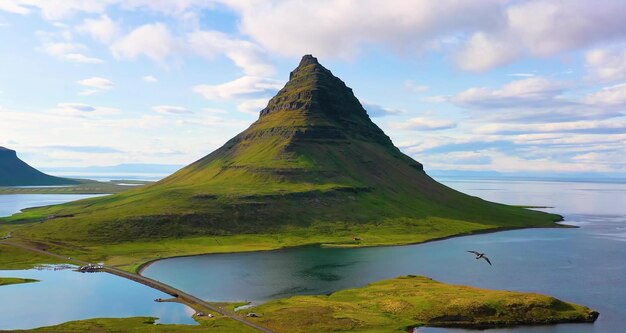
[137,215,568,275]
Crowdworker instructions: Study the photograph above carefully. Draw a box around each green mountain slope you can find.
[0,147,78,186]
[3,55,561,247]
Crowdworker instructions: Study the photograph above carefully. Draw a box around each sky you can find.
[0,0,625,176]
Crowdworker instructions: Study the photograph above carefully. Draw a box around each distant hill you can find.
[0,147,79,186]
[42,163,183,174]
[5,55,560,245]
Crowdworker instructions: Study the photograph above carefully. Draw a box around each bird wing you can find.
[467,251,480,255]
[482,256,492,266]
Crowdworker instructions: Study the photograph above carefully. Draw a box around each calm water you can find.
[143,179,626,333]
[0,193,106,217]
[0,193,195,330]
[0,267,196,330]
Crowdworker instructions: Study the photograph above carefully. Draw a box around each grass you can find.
[0,277,38,286]
[248,275,599,332]
[5,276,598,333]
[0,244,66,269]
[0,179,151,195]
[7,316,259,333]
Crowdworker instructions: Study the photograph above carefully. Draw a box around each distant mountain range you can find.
[41,163,184,175]
[0,147,79,186]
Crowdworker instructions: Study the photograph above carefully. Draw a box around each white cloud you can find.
[40,42,103,63]
[586,48,626,83]
[362,103,404,117]
[456,0,626,71]
[509,73,535,77]
[77,76,114,90]
[404,80,429,92]
[585,83,626,106]
[394,117,457,131]
[194,76,282,100]
[187,30,274,76]
[225,0,501,59]
[111,23,176,62]
[451,78,626,123]
[152,105,192,115]
[143,75,158,83]
[49,103,120,117]
[0,0,217,20]
[456,32,521,71]
[0,1,30,15]
[237,98,269,115]
[476,120,626,135]
[77,15,120,43]
[454,77,566,109]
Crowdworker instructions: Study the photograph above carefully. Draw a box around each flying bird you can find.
[467,251,492,266]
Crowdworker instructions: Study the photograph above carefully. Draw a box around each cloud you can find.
[152,105,192,115]
[456,32,521,71]
[0,1,30,15]
[394,117,457,131]
[509,73,535,77]
[362,103,404,117]
[453,77,567,109]
[143,75,158,83]
[111,23,176,62]
[225,0,502,59]
[77,14,120,43]
[0,0,213,20]
[77,76,114,91]
[188,30,275,76]
[236,98,269,115]
[49,103,120,117]
[456,0,626,71]
[585,83,626,106]
[194,76,282,101]
[46,145,124,153]
[586,47,626,83]
[41,42,103,64]
[450,77,625,123]
[476,120,626,135]
[404,80,429,93]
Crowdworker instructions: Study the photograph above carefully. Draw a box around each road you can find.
[0,240,275,333]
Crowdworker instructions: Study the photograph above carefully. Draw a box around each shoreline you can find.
[137,216,569,275]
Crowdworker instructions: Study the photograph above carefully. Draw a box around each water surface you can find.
[0,266,196,330]
[0,193,105,217]
[143,179,626,333]
[0,193,194,330]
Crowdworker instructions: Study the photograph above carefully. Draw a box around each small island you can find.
[0,277,38,286]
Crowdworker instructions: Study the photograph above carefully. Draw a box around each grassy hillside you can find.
[8,276,598,333]
[0,55,562,270]
[0,147,79,186]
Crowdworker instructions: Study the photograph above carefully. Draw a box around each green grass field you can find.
[248,275,598,332]
[0,179,151,195]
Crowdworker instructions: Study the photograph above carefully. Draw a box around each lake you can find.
[143,178,626,333]
[0,193,196,330]
[0,193,106,217]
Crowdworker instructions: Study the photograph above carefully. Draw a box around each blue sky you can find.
[0,1,625,175]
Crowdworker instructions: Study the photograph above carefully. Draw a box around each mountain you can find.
[0,147,79,186]
[4,55,560,245]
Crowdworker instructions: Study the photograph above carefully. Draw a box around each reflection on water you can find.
[144,179,626,333]
[0,266,196,330]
